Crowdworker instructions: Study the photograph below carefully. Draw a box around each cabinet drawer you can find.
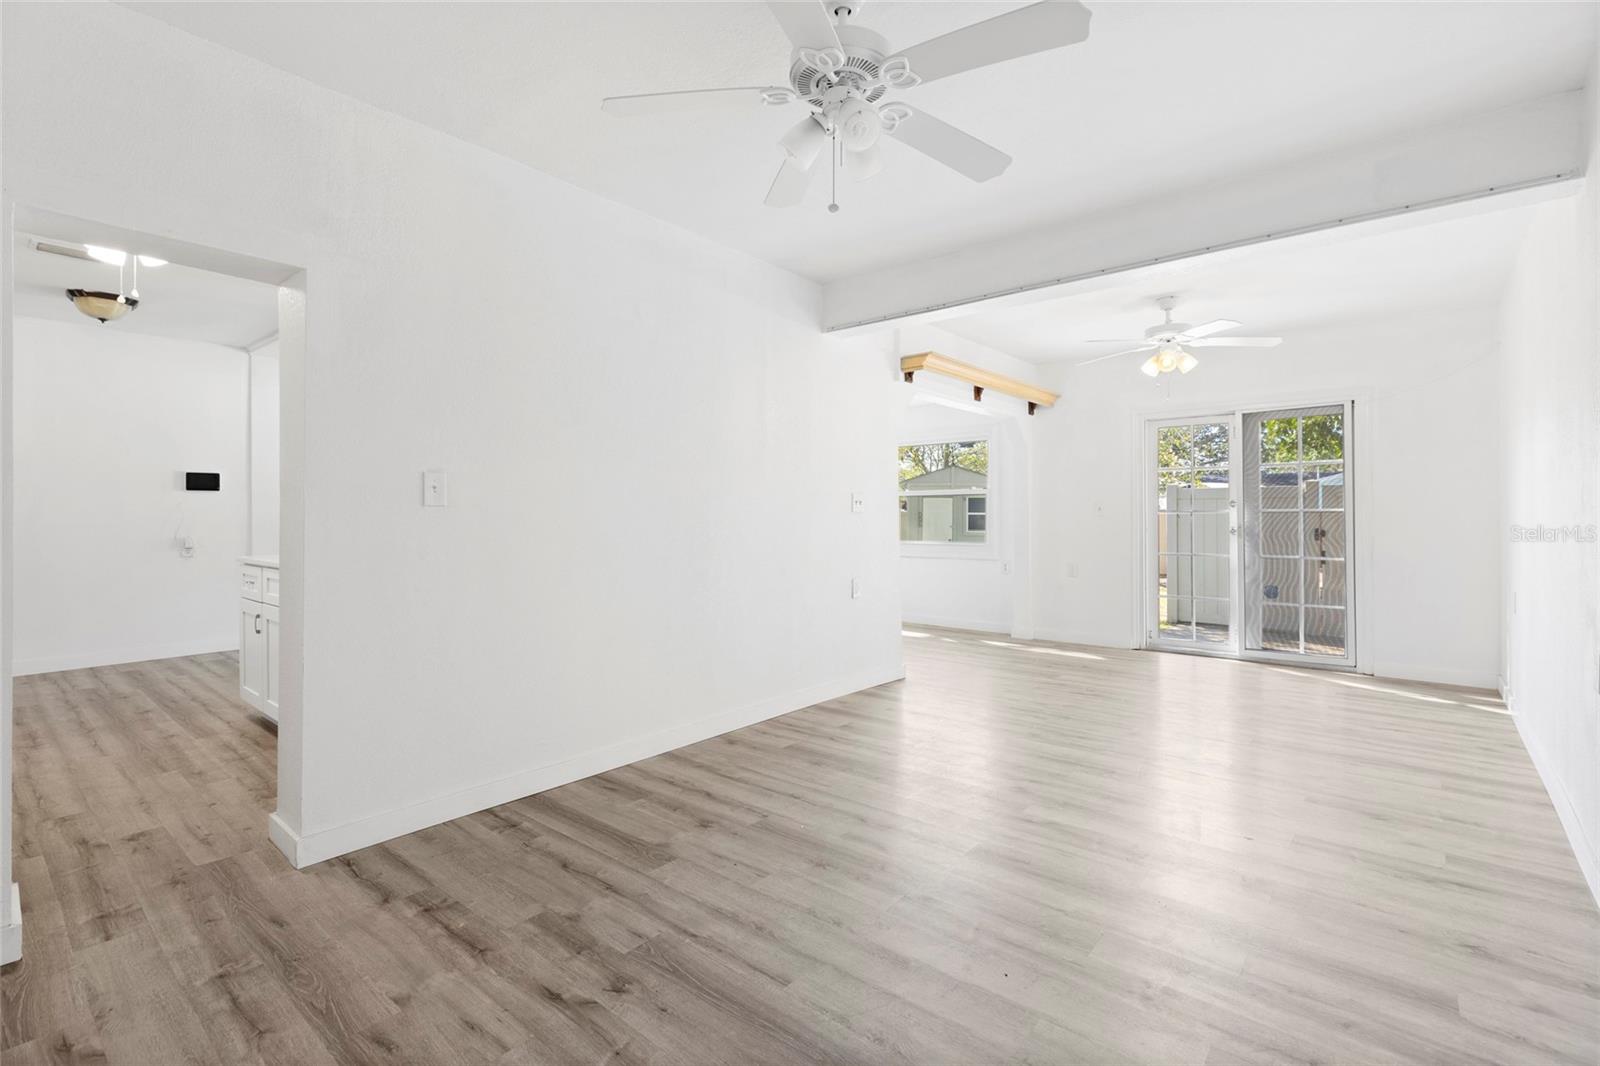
[240,565,264,602]
[260,567,281,607]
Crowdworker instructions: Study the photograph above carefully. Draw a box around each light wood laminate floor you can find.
[3,630,1597,1065]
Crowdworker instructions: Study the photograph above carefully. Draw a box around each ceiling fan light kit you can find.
[601,0,1093,210]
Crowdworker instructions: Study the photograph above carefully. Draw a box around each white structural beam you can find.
[822,91,1587,333]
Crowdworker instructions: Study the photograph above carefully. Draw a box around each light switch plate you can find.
[423,469,448,507]
[851,577,861,599]
[851,492,864,513]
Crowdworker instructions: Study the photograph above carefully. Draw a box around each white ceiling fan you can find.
[1078,296,1283,376]
[601,1,1093,210]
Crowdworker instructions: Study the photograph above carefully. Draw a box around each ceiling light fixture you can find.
[137,255,166,268]
[1141,343,1198,377]
[65,289,138,323]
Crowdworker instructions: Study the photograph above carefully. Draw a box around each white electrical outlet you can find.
[423,469,448,507]
[851,492,864,513]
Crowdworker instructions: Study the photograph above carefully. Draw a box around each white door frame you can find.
[1141,412,1243,658]
[1137,397,1363,673]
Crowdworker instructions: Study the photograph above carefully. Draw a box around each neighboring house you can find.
[900,465,987,543]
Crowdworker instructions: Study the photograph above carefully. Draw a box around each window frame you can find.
[964,495,987,533]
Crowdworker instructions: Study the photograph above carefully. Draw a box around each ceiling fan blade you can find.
[889,0,1092,86]
[1188,337,1283,348]
[764,156,816,207]
[767,1,842,52]
[1076,344,1156,366]
[1178,319,1242,340]
[885,105,1011,182]
[602,86,787,117]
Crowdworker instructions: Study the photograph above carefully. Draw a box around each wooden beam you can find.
[900,351,1058,411]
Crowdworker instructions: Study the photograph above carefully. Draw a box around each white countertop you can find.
[240,555,281,569]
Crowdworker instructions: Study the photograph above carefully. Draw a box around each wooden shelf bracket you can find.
[900,351,1058,415]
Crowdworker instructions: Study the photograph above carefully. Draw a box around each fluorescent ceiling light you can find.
[137,255,167,267]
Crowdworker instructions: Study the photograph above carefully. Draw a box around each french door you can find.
[1144,402,1355,667]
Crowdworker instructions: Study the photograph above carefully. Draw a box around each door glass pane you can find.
[1158,597,1194,640]
[1193,556,1230,600]
[1159,554,1190,602]
[1152,420,1231,647]
[1305,608,1346,656]
[1260,510,1301,556]
[1192,470,1230,510]
[1195,599,1231,643]
[1243,405,1351,660]
[1301,414,1344,460]
[1305,560,1345,608]
[1305,511,1345,560]
[1261,558,1300,605]
[1261,604,1301,651]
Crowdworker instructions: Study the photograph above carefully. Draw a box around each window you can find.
[899,439,988,544]
[965,496,986,533]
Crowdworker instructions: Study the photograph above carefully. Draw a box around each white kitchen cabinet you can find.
[239,557,280,722]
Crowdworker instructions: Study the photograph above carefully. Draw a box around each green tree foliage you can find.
[898,440,988,483]
[1157,414,1344,472]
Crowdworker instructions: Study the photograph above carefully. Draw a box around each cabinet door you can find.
[239,600,266,710]
[262,604,280,722]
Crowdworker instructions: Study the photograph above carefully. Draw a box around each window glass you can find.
[899,440,988,544]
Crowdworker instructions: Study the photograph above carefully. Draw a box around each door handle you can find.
[254,614,262,635]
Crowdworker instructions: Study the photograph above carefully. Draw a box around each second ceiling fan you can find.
[1078,296,1283,377]
[601,1,1093,209]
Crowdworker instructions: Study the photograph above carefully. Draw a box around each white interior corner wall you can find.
[249,340,280,557]
[0,3,904,870]
[11,318,248,674]
[895,324,1037,637]
[1027,307,1505,689]
[1498,51,1600,905]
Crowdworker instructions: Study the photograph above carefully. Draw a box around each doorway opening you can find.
[4,205,306,868]
[1144,401,1355,668]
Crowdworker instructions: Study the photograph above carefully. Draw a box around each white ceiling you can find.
[13,235,280,350]
[936,200,1539,364]
[122,2,1596,283]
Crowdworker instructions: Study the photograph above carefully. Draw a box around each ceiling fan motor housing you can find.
[789,23,891,110]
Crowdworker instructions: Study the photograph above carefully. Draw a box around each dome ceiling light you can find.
[65,289,139,323]
[34,238,166,323]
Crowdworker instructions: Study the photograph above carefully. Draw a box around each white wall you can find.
[12,317,247,674]
[1025,303,1505,688]
[0,3,904,872]
[249,340,280,556]
[1499,57,1599,903]
[894,324,1038,636]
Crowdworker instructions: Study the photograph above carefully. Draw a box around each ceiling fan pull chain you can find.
[828,130,840,214]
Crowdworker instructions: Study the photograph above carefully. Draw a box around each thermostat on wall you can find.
[185,472,221,491]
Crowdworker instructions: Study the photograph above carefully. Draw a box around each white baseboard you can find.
[269,663,907,869]
[1029,627,1132,650]
[901,613,1009,634]
[1513,710,1600,912]
[13,637,239,676]
[1,883,20,967]
[1366,660,1499,690]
